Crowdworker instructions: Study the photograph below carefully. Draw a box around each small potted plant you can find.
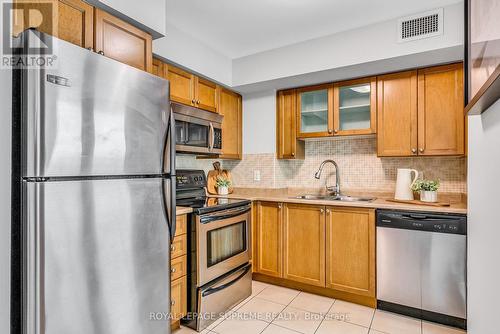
[412,179,440,203]
[215,176,231,195]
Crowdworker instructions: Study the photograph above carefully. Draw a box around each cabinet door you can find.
[152,58,167,79]
[13,0,93,49]
[195,77,218,112]
[170,276,187,323]
[168,65,195,106]
[283,204,325,287]
[94,9,152,72]
[277,90,304,159]
[218,87,242,159]
[377,71,418,157]
[255,202,283,277]
[417,63,465,156]
[326,207,375,297]
[333,77,377,136]
[296,84,334,138]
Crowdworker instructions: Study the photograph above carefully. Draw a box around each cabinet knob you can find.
[419,148,424,153]
[326,209,330,214]
[170,245,175,251]
[197,100,200,104]
[87,47,94,52]
[328,129,333,134]
[98,50,104,56]
[334,129,339,134]
[191,99,196,105]
[278,204,282,209]
[320,208,324,213]
[171,268,176,273]
[411,148,417,154]
[171,300,176,306]
[291,152,295,157]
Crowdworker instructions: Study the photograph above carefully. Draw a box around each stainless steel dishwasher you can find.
[376,210,467,329]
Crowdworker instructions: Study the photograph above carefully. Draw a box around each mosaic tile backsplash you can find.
[177,137,467,193]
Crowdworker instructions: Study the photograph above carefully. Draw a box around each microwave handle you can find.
[209,122,215,152]
[202,265,251,297]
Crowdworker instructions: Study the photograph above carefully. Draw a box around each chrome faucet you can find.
[314,160,341,196]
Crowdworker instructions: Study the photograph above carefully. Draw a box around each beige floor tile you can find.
[316,319,369,334]
[422,321,466,334]
[261,324,302,334]
[371,310,422,334]
[369,330,387,334]
[205,311,233,331]
[252,280,271,296]
[288,292,335,314]
[211,318,268,334]
[175,326,212,334]
[256,285,300,305]
[231,294,254,311]
[236,296,287,322]
[272,306,323,334]
[328,300,375,328]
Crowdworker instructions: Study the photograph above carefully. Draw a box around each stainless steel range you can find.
[176,170,252,332]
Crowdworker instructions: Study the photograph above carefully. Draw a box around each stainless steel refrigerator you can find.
[11,30,175,334]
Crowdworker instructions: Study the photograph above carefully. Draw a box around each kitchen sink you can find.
[294,194,376,202]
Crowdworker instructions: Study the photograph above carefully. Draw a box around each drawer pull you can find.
[171,268,176,273]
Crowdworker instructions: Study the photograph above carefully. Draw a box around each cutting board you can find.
[207,162,233,195]
[386,198,450,207]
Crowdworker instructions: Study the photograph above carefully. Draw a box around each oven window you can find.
[207,221,247,267]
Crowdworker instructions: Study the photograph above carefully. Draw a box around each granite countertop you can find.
[176,206,192,215]
[210,188,467,215]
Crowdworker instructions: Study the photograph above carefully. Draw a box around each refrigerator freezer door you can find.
[23,178,171,334]
[21,32,170,178]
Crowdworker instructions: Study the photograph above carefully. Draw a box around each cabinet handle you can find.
[171,300,176,306]
[170,245,175,251]
[98,50,104,56]
[171,268,176,273]
[419,148,424,153]
[87,47,94,52]
[191,99,196,105]
[320,208,324,213]
[328,129,333,134]
[412,148,417,154]
[278,204,282,209]
[291,152,295,157]
[197,100,200,104]
[334,129,339,134]
[326,209,330,214]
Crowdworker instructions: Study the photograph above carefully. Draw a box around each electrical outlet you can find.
[254,170,261,181]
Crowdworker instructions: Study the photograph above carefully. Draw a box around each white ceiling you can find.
[167,0,463,59]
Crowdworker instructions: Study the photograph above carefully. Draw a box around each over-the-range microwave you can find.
[172,102,223,155]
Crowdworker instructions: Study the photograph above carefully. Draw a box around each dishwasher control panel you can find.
[377,210,467,235]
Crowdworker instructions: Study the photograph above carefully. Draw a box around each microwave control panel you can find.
[213,128,222,149]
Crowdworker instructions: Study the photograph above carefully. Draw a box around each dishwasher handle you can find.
[377,210,466,235]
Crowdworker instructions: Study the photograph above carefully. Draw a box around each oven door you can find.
[197,205,251,286]
[175,113,222,155]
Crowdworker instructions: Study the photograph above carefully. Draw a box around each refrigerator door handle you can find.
[163,107,176,241]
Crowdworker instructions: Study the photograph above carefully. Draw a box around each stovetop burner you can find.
[176,169,250,215]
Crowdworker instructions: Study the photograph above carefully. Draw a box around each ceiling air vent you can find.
[398,8,443,43]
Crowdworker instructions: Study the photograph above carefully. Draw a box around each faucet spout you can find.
[314,160,341,196]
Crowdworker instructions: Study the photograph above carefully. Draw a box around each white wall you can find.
[153,24,232,86]
[467,104,500,334]
[0,26,12,334]
[242,91,276,154]
[98,0,167,36]
[233,3,463,87]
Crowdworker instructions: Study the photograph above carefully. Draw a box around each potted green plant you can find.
[412,179,440,203]
[215,176,231,195]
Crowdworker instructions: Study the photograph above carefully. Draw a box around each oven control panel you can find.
[176,170,207,189]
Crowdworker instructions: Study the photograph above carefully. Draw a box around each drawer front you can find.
[171,276,187,323]
[171,234,187,259]
[171,255,187,281]
[175,214,187,236]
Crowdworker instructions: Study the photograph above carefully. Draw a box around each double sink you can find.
[294,194,376,202]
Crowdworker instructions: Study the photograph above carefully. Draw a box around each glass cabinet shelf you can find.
[297,86,332,136]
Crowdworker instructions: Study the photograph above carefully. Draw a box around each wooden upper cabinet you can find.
[218,87,242,159]
[326,207,375,297]
[377,70,418,157]
[94,8,152,72]
[13,0,93,49]
[168,65,196,106]
[296,84,334,138]
[417,63,465,156]
[333,77,377,136]
[277,90,304,159]
[152,58,167,79]
[255,202,283,278]
[195,77,217,112]
[283,204,326,287]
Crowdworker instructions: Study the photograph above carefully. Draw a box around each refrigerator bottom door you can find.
[23,178,171,334]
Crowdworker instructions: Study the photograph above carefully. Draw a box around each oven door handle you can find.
[202,265,251,297]
[200,205,251,223]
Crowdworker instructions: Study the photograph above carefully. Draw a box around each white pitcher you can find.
[395,168,419,201]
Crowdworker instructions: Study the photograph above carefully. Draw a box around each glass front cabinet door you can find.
[296,84,334,138]
[333,77,377,135]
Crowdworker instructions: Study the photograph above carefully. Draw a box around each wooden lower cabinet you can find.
[283,204,326,287]
[171,213,188,328]
[255,202,283,277]
[326,207,376,297]
[253,202,376,307]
